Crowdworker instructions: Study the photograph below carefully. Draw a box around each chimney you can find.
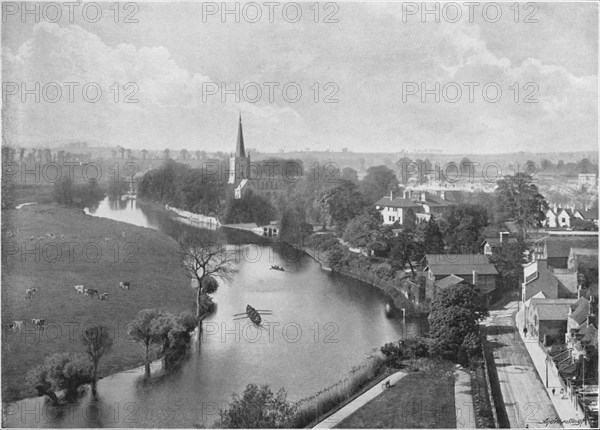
[472,270,478,286]
[440,191,445,201]
[553,203,557,212]
[420,192,426,202]
[500,231,509,244]
[389,190,394,200]
[404,189,410,199]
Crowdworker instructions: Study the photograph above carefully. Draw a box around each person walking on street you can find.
[552,387,556,396]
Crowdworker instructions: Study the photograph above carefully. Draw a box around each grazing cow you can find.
[73,285,84,294]
[104,237,110,242]
[30,236,35,241]
[8,321,24,332]
[31,319,46,331]
[25,288,38,299]
[98,293,109,301]
[84,288,99,298]
[119,282,131,290]
[61,234,65,240]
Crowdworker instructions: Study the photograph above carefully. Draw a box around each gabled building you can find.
[526,298,579,344]
[578,173,597,191]
[556,208,575,228]
[423,254,498,301]
[573,208,599,226]
[374,193,422,225]
[521,259,579,302]
[532,236,598,269]
[481,232,517,255]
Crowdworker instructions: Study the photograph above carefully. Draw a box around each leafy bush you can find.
[217,384,297,428]
[26,353,92,403]
[381,341,404,368]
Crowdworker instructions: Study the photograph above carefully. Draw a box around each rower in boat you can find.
[233,305,273,326]
[270,265,284,271]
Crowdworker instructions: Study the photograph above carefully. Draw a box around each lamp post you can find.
[545,355,550,388]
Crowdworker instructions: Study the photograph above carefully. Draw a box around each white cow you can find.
[25,288,38,299]
[73,285,84,294]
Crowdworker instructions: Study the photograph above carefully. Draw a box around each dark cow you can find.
[25,288,38,299]
[84,289,99,298]
[98,293,109,301]
[8,321,24,332]
[119,282,130,290]
[31,319,46,331]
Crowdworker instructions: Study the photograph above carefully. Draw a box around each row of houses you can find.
[543,205,598,229]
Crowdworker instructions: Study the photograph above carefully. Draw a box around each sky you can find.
[1,1,598,153]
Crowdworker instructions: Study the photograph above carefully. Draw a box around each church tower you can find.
[228,113,250,185]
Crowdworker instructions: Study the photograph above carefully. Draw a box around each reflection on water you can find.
[4,197,427,428]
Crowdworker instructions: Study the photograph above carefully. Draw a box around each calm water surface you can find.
[5,197,426,428]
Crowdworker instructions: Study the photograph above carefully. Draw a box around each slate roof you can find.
[577,209,599,220]
[435,275,465,289]
[483,237,519,247]
[569,298,590,325]
[425,254,498,276]
[536,303,573,320]
[545,237,598,258]
[424,195,453,207]
[374,197,421,209]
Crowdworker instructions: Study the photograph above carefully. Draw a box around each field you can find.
[336,369,457,428]
[1,203,195,401]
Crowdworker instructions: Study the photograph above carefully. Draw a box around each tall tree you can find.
[342,208,384,251]
[439,204,488,253]
[318,180,365,231]
[360,165,399,204]
[488,241,529,292]
[80,325,114,396]
[429,284,488,362]
[180,240,235,342]
[387,229,423,275]
[422,218,445,253]
[495,173,548,229]
[127,309,162,378]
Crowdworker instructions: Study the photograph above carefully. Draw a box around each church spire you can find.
[236,113,246,157]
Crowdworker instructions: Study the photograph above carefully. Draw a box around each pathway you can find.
[516,307,589,428]
[455,367,476,428]
[481,301,562,428]
[312,371,407,428]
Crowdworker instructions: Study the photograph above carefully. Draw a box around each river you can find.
[4,197,426,428]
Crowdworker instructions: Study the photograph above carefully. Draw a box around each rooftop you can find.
[536,302,574,321]
[435,274,465,289]
[425,254,498,276]
[544,237,598,258]
[374,197,422,209]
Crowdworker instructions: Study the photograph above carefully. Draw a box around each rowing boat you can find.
[246,304,262,326]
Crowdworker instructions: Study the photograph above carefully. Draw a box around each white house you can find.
[374,192,422,225]
[556,208,574,228]
[578,173,597,190]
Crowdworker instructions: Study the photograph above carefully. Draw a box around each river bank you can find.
[293,239,428,318]
[1,203,194,402]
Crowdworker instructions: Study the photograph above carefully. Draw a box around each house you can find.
[423,254,498,301]
[544,207,560,228]
[556,208,575,228]
[481,232,517,255]
[573,208,599,226]
[374,193,422,226]
[527,298,578,344]
[521,259,579,302]
[532,236,598,269]
[578,173,597,190]
[567,248,599,272]
[402,190,454,223]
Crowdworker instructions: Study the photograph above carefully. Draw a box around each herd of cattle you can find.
[7,282,131,333]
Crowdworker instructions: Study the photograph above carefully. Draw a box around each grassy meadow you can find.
[1,203,195,401]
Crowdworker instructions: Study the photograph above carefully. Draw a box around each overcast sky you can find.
[2,1,598,153]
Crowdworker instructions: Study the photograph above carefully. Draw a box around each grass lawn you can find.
[1,203,195,402]
[337,369,457,428]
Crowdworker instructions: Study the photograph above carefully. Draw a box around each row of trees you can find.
[27,309,198,405]
[27,326,113,403]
